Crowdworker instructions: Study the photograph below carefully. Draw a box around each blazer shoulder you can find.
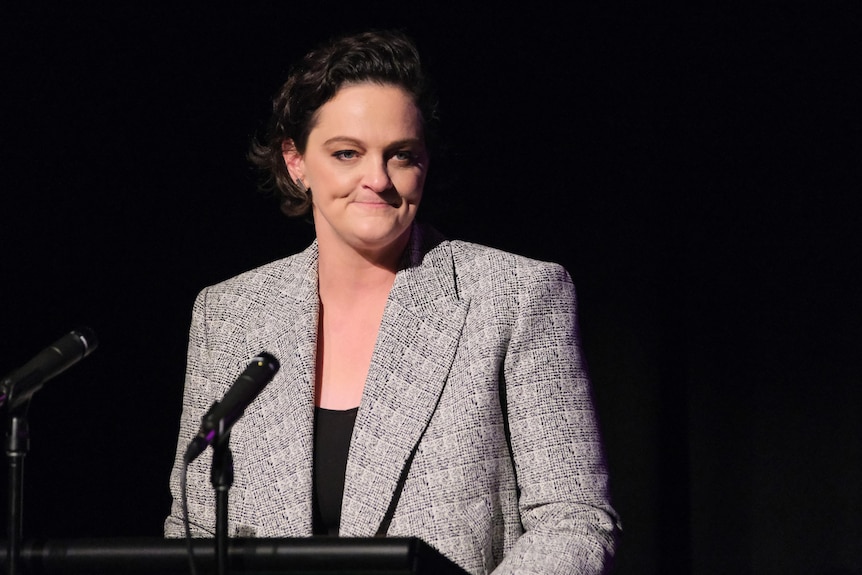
[198,243,318,308]
[445,239,573,292]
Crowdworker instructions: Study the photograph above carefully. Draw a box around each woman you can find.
[165,29,620,574]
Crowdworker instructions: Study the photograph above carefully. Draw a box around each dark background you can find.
[2,3,860,574]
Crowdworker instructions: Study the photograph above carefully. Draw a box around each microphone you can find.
[184,352,280,463]
[0,327,98,412]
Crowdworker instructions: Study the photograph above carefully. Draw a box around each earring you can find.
[296,178,310,193]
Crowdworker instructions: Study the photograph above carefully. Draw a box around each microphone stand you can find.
[4,404,30,575]
[210,429,234,575]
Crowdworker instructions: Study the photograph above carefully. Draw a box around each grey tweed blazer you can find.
[165,223,620,574]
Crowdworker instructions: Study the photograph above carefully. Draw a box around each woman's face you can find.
[284,82,429,260]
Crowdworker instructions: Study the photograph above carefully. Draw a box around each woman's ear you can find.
[281,139,304,182]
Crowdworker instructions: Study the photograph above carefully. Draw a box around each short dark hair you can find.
[249,29,439,217]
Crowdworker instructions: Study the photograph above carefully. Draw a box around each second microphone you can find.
[185,352,280,463]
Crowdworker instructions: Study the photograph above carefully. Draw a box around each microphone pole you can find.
[4,411,28,575]
[2,327,98,575]
[212,429,234,575]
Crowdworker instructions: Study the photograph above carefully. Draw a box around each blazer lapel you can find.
[339,225,470,536]
[241,243,320,536]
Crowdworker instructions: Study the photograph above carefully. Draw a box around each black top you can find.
[312,406,358,536]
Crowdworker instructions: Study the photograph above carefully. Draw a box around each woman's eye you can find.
[333,150,358,160]
[393,151,415,163]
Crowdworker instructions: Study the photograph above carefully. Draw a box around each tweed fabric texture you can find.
[165,223,620,574]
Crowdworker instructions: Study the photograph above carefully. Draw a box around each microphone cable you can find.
[181,458,199,575]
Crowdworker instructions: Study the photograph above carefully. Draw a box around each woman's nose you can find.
[362,158,392,192]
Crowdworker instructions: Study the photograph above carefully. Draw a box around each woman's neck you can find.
[316,241,403,303]
[315,228,410,301]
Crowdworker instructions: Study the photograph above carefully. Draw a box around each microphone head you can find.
[255,352,279,373]
[72,326,99,357]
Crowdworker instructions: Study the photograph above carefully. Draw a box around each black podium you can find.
[0,537,469,574]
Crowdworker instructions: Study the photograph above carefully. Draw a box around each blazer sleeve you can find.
[493,262,620,574]
[164,287,222,538]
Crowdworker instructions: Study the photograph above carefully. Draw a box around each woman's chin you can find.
[347,227,412,256]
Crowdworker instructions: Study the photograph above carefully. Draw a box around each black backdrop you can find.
[2,4,860,575]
